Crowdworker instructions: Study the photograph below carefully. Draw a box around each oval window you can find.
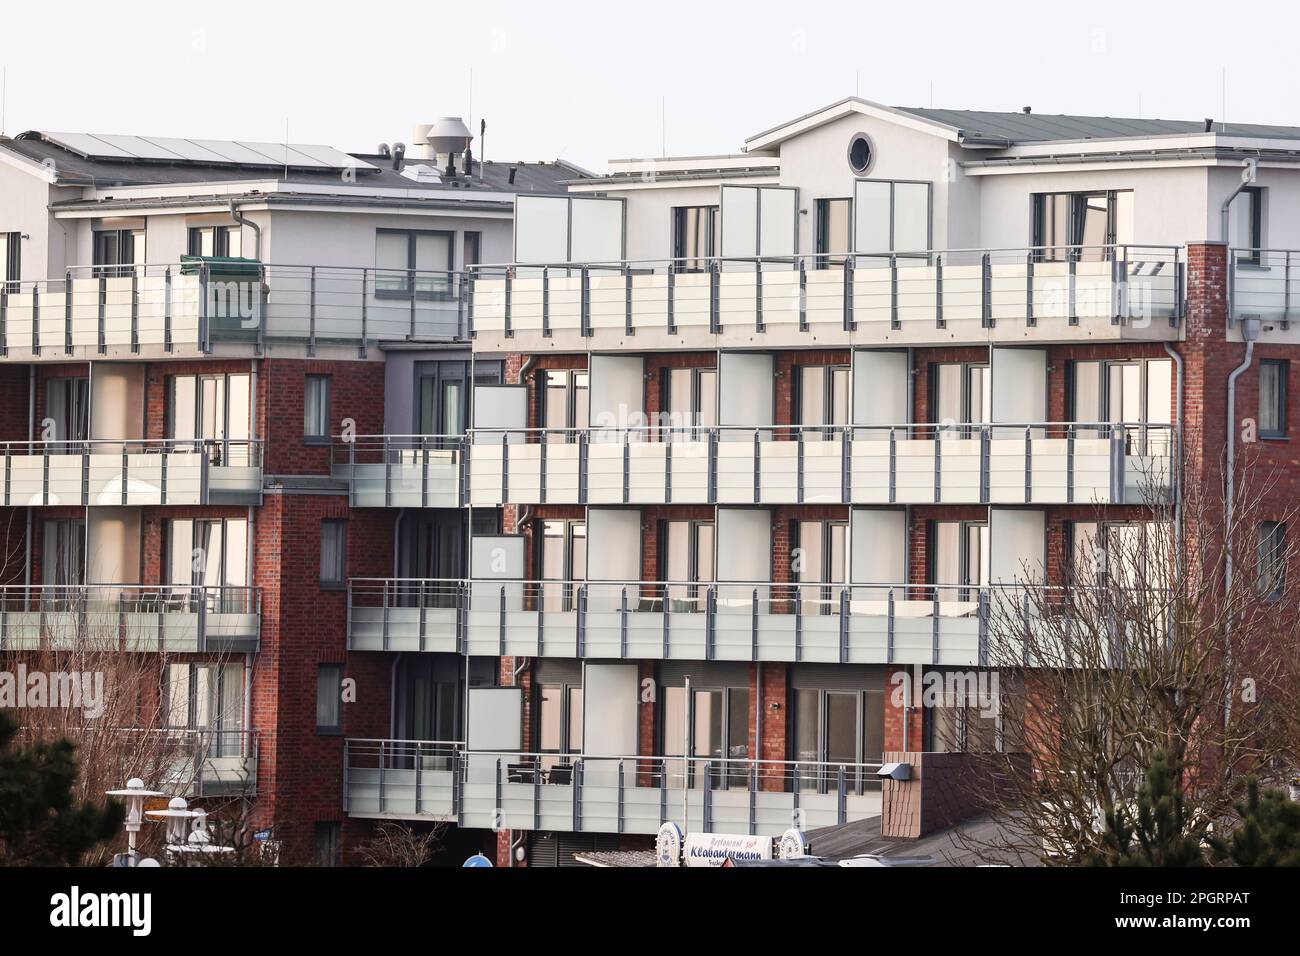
[848,133,873,175]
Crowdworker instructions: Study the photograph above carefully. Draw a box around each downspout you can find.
[25,366,34,595]
[1224,320,1259,726]
[1163,342,1185,566]
[229,198,262,261]
[1220,157,1259,244]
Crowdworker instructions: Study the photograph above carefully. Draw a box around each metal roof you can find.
[894,107,1300,145]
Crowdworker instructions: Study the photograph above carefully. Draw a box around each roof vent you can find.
[1205,117,1215,132]
[1022,106,1032,114]
[426,117,473,177]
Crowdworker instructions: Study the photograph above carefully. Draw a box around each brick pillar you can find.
[753,663,788,791]
[883,666,924,752]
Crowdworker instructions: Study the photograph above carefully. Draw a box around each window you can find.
[187,225,242,258]
[541,369,588,441]
[671,205,719,272]
[796,365,850,437]
[92,225,144,277]
[417,359,502,440]
[660,520,714,611]
[1069,358,1173,453]
[537,681,583,771]
[1,231,19,290]
[1235,187,1264,264]
[847,133,874,176]
[463,231,482,269]
[375,229,453,299]
[320,520,347,587]
[45,377,89,448]
[1069,521,1152,592]
[854,180,931,256]
[660,366,716,439]
[313,822,340,867]
[316,665,344,733]
[1031,190,1133,262]
[1259,521,1287,601]
[304,375,331,441]
[168,373,252,463]
[164,662,243,756]
[538,520,586,612]
[1260,359,1288,438]
[663,684,749,790]
[930,520,989,602]
[167,518,249,610]
[794,520,847,615]
[791,685,884,792]
[816,198,852,267]
[42,519,85,590]
[931,362,990,435]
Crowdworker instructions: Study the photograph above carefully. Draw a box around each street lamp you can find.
[147,798,235,863]
[105,778,164,867]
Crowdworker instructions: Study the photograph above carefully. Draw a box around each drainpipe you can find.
[24,366,34,596]
[229,198,262,261]
[1163,342,1185,566]
[1224,318,1259,726]
[1220,158,1259,244]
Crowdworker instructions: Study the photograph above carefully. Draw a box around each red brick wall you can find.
[257,358,385,475]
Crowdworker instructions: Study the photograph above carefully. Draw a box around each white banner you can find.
[683,832,773,868]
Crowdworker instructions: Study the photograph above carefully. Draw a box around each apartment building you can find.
[2,98,1296,867]
[0,121,581,861]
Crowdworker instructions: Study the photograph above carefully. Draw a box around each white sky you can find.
[3,0,1298,173]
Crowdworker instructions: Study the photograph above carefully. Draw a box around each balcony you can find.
[1230,248,1300,340]
[143,729,260,799]
[349,578,993,665]
[0,585,262,653]
[331,437,461,508]
[0,263,468,360]
[344,740,881,837]
[468,245,1184,351]
[0,439,262,506]
[468,423,1172,508]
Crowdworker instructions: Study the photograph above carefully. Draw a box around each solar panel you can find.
[137,137,233,163]
[90,134,187,160]
[42,132,136,159]
[39,131,376,171]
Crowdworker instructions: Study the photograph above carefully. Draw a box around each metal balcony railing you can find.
[467,244,1184,343]
[0,262,470,359]
[0,584,262,653]
[343,739,882,835]
[0,438,262,506]
[116,728,259,798]
[1230,247,1300,328]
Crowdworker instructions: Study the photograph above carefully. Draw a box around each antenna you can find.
[1221,66,1227,130]
[1,65,6,136]
[661,97,666,156]
[284,118,290,179]
[468,67,474,128]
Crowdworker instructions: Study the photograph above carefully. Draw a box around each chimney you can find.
[1022,106,1032,114]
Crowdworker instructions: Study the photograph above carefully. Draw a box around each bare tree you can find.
[952,435,1300,864]
[355,821,447,867]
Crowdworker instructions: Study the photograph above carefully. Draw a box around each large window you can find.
[41,519,85,589]
[671,205,719,272]
[187,225,242,258]
[538,519,586,612]
[417,358,502,439]
[375,229,453,299]
[320,520,347,588]
[304,375,331,442]
[663,683,749,790]
[44,377,89,448]
[930,520,989,602]
[164,661,243,756]
[792,686,884,791]
[168,372,252,464]
[1234,187,1264,264]
[541,369,588,441]
[537,681,583,772]
[1031,190,1133,262]
[1259,521,1287,601]
[1260,359,1288,439]
[931,362,990,434]
[92,224,144,277]
[794,520,847,615]
[167,518,248,608]
[1069,358,1172,453]
[660,366,716,439]
[796,364,850,437]
[660,519,714,611]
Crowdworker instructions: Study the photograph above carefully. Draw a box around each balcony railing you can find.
[1230,247,1300,330]
[0,584,262,653]
[344,739,881,836]
[349,577,993,664]
[468,245,1184,347]
[331,435,462,508]
[467,422,1173,508]
[0,438,262,506]
[332,421,1171,509]
[117,728,259,798]
[0,263,469,360]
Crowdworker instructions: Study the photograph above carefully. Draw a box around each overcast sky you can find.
[3,0,1297,172]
